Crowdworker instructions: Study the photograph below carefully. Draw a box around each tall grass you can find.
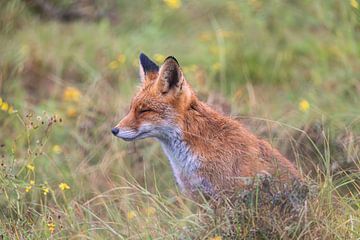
[0,0,359,239]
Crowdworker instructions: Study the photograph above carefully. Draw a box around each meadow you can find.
[0,0,360,239]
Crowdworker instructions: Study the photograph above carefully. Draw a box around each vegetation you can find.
[0,0,359,239]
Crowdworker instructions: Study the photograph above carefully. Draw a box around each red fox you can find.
[112,53,301,198]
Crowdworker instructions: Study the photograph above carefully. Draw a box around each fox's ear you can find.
[157,56,183,94]
[139,53,159,82]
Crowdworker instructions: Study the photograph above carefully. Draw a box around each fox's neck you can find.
[156,127,200,192]
[154,98,225,195]
[155,98,221,157]
[183,99,230,141]
[156,98,227,167]
[157,127,191,164]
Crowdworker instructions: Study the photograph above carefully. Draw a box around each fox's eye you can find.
[138,108,152,114]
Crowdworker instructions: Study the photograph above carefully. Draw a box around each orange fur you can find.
[112,54,301,198]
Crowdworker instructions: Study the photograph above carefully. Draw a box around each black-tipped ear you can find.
[164,56,179,65]
[157,56,182,94]
[140,53,159,73]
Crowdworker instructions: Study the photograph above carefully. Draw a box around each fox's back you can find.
[164,99,300,197]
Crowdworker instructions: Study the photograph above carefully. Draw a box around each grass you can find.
[0,0,360,239]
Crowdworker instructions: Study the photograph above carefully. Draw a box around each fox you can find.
[112,53,301,199]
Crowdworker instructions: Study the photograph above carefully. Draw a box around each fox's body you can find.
[112,53,300,199]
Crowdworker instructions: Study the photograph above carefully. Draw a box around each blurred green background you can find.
[0,0,359,238]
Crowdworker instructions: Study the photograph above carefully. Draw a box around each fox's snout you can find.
[111,126,140,141]
[112,112,154,141]
[111,111,139,140]
[111,127,119,136]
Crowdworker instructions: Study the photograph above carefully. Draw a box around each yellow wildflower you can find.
[117,54,127,64]
[20,44,30,56]
[25,185,32,192]
[209,45,219,55]
[24,181,34,193]
[219,30,233,38]
[63,87,81,102]
[145,207,156,217]
[1,102,9,111]
[249,0,261,9]
[183,64,198,73]
[42,187,49,195]
[108,60,119,70]
[52,145,62,154]
[153,53,165,63]
[127,210,137,220]
[8,106,14,113]
[212,62,221,71]
[108,54,126,70]
[164,0,181,9]
[0,99,15,113]
[59,182,70,191]
[47,222,55,234]
[299,99,310,112]
[209,236,222,240]
[26,164,35,171]
[66,107,77,118]
[351,0,359,9]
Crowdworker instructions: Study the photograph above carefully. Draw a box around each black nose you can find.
[111,127,119,135]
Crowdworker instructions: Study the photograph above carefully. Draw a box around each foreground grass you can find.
[1,0,360,239]
[0,116,359,239]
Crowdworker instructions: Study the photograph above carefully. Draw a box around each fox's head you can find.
[111,53,193,141]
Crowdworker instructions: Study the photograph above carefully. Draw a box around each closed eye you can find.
[139,108,152,114]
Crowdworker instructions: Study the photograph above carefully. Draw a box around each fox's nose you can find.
[111,127,119,136]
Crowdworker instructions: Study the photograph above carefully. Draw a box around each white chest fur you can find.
[156,128,213,195]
